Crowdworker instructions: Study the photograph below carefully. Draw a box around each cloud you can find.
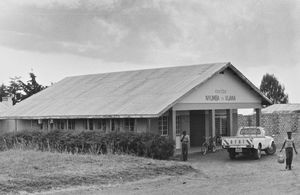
[0,0,182,63]
[0,0,299,66]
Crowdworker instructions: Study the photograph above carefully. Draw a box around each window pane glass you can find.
[89,120,94,130]
[83,120,88,129]
[111,119,115,131]
[158,116,168,135]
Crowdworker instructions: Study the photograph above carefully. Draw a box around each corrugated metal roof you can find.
[262,104,300,114]
[0,62,271,119]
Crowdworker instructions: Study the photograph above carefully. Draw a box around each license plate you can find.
[235,148,242,153]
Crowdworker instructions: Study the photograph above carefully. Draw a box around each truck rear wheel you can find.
[266,142,276,155]
[229,152,236,160]
[228,149,236,160]
[253,145,262,159]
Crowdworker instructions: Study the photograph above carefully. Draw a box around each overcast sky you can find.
[0,0,299,103]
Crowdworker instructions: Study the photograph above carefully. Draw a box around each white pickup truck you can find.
[222,127,276,160]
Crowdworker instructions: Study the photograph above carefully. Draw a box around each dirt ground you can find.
[38,149,300,195]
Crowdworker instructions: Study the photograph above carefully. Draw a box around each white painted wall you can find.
[179,69,261,105]
[0,119,15,133]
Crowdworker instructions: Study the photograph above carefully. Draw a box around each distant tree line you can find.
[0,72,46,105]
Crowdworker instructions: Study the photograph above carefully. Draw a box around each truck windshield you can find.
[240,128,261,135]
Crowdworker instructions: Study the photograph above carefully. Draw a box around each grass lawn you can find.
[0,149,194,194]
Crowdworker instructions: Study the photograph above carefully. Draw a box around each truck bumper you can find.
[223,145,253,149]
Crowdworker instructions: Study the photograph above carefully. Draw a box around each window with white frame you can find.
[111,119,120,131]
[56,120,65,130]
[49,119,54,130]
[96,119,106,132]
[89,119,94,130]
[38,119,43,130]
[215,110,227,136]
[125,118,135,132]
[158,115,168,136]
[43,121,48,130]
[68,120,75,130]
[84,120,88,130]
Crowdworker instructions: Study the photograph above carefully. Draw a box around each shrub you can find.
[0,130,175,160]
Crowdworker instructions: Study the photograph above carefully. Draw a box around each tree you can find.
[0,84,9,102]
[18,72,46,101]
[1,72,46,105]
[8,76,23,105]
[260,73,288,104]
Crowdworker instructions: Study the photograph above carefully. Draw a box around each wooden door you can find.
[190,110,206,147]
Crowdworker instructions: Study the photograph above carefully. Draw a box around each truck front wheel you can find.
[253,145,262,159]
[266,142,276,155]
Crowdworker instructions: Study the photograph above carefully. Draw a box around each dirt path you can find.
[38,150,300,195]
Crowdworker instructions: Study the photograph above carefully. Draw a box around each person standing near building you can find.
[280,130,298,170]
[181,131,190,161]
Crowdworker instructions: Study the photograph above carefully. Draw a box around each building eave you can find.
[0,114,160,120]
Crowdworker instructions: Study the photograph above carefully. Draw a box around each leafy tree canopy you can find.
[260,73,288,104]
[0,84,9,102]
[18,73,46,102]
[0,72,46,105]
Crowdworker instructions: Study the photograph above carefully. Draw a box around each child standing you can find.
[280,130,298,170]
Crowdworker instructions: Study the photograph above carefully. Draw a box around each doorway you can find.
[190,110,206,146]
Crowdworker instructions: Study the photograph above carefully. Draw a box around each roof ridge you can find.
[66,62,230,79]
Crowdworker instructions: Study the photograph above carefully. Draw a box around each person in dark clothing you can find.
[181,131,190,161]
[280,130,298,170]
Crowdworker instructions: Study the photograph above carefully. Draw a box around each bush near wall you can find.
[0,130,175,160]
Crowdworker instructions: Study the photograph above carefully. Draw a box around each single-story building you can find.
[0,62,271,148]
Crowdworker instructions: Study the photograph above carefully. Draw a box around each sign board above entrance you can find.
[179,70,261,104]
[205,89,236,102]
[205,95,236,102]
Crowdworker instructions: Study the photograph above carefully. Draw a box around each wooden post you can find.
[205,110,209,137]
[227,109,233,136]
[255,108,261,126]
[211,110,215,137]
[172,109,176,143]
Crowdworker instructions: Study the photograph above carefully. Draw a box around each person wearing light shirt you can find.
[181,131,190,161]
[280,130,298,170]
